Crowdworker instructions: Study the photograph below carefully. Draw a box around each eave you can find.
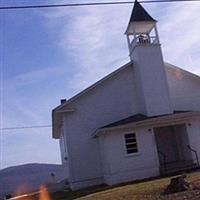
[52,108,75,139]
[93,111,200,137]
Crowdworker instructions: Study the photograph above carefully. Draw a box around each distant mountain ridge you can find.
[0,163,64,198]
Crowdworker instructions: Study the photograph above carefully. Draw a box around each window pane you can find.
[127,149,138,154]
[126,144,137,149]
[125,138,136,143]
[125,133,135,139]
[124,133,138,154]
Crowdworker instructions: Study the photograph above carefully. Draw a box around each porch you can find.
[154,124,199,175]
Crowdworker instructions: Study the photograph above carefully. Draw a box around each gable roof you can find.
[165,63,200,81]
[54,62,200,112]
[52,61,200,139]
[54,61,132,112]
[52,61,132,139]
[129,0,156,23]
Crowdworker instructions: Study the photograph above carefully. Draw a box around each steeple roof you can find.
[129,0,156,23]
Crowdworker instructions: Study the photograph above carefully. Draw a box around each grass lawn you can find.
[16,170,200,200]
[50,170,200,200]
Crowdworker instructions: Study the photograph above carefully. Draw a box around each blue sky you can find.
[0,0,200,169]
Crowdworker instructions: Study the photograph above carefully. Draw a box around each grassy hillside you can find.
[0,163,64,198]
[50,171,200,200]
[10,170,200,200]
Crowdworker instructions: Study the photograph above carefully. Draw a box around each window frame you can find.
[123,132,139,156]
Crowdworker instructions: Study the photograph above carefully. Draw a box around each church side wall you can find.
[99,127,159,185]
[63,65,140,190]
[166,68,200,111]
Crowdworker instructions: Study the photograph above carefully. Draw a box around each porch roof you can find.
[93,111,200,137]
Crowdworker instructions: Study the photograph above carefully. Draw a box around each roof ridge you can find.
[54,63,200,112]
[165,63,200,80]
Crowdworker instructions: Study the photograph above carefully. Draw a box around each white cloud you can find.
[2,66,69,91]
[158,2,200,74]
[39,4,131,91]
[39,1,199,93]
[2,1,200,169]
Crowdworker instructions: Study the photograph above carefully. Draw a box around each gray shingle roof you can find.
[101,111,189,129]
[129,0,156,23]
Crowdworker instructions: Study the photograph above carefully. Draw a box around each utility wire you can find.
[0,1,133,10]
[1,125,52,131]
[0,0,199,127]
[0,0,200,10]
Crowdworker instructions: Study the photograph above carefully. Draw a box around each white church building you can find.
[52,1,200,190]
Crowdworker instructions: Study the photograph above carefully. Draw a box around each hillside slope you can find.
[0,163,64,198]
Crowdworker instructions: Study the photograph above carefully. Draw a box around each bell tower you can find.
[126,1,173,116]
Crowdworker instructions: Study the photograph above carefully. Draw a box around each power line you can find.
[0,0,200,10]
[0,125,52,131]
[0,1,133,9]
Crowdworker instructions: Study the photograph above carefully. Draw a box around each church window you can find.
[124,133,138,154]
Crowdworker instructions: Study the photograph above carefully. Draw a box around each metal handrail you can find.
[187,145,199,167]
[158,150,167,172]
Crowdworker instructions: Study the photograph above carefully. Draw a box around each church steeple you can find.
[125,1,173,117]
[125,1,160,55]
